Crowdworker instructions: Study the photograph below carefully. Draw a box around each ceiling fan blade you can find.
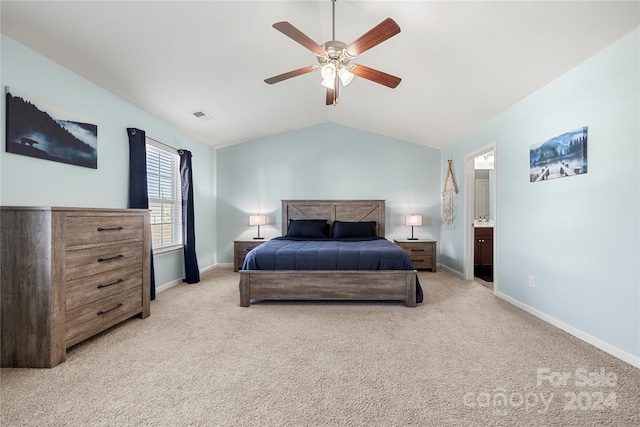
[345,18,401,57]
[273,22,325,55]
[352,64,401,89]
[264,66,318,85]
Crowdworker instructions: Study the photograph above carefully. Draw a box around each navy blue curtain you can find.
[127,128,156,300]
[178,150,200,284]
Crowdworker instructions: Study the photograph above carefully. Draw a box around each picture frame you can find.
[5,87,97,169]
[530,127,587,182]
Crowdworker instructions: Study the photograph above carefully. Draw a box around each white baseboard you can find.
[496,291,640,369]
[216,262,234,269]
[155,277,183,294]
[155,263,221,294]
[438,263,464,279]
[200,264,217,273]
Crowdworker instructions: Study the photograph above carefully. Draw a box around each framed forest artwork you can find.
[5,87,97,169]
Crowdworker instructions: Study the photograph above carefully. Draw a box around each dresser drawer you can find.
[397,242,434,256]
[408,255,433,269]
[236,245,253,270]
[234,240,265,271]
[66,242,143,280]
[65,286,143,347]
[66,215,144,248]
[66,264,143,311]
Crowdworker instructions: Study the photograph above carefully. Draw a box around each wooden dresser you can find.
[1,207,151,368]
[394,239,437,272]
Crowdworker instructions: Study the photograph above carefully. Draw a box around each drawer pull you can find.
[97,226,124,232]
[97,303,123,316]
[413,259,424,262]
[411,249,425,252]
[97,278,124,289]
[97,254,124,263]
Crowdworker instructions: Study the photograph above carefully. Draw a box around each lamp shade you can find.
[249,214,267,226]
[405,214,422,226]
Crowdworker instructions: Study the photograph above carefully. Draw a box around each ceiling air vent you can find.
[191,109,214,122]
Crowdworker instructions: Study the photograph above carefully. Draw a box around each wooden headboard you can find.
[281,200,385,237]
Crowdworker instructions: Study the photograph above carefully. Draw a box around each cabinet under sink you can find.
[474,226,493,282]
[474,227,493,266]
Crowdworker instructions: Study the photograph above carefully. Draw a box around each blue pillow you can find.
[287,219,330,238]
[332,221,377,238]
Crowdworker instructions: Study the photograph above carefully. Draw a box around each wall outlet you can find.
[529,275,535,288]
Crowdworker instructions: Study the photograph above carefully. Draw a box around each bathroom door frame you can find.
[463,142,497,290]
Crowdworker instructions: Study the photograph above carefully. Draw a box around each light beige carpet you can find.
[1,268,638,426]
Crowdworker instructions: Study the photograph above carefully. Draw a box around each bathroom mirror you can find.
[474,151,494,220]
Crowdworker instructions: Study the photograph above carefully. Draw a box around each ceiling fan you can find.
[264,0,402,106]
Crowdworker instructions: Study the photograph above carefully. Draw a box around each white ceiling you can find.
[1,1,638,149]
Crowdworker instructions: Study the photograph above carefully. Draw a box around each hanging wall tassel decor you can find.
[442,159,459,228]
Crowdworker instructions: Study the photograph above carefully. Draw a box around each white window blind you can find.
[146,139,182,251]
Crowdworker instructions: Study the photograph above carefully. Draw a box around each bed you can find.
[238,200,422,307]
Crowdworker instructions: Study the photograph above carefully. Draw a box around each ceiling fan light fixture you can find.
[337,65,354,86]
[320,62,337,88]
[321,77,335,89]
[321,79,334,89]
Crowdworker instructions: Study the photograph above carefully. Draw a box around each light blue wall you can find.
[217,123,441,263]
[0,35,217,286]
[440,29,639,359]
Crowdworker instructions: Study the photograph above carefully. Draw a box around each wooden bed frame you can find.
[239,200,417,307]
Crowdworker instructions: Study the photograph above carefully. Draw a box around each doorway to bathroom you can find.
[463,143,497,291]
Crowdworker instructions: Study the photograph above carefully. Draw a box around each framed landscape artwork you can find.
[5,87,97,169]
[529,127,587,182]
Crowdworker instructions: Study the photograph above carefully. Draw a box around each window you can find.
[146,139,182,251]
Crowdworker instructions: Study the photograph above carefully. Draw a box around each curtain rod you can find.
[146,136,179,153]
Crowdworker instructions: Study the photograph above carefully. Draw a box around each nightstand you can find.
[234,239,268,272]
[393,239,437,272]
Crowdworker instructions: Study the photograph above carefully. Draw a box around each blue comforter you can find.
[242,237,423,303]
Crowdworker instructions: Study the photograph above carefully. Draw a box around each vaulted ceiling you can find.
[2,1,638,149]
